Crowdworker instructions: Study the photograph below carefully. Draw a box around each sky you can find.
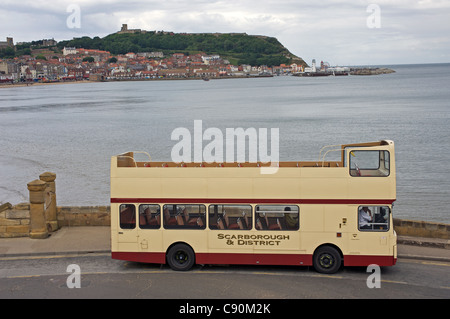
[1,0,449,65]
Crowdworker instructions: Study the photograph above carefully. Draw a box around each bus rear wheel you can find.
[313,246,342,274]
[167,243,195,271]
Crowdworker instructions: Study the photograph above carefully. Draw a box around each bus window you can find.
[119,204,136,229]
[139,204,161,229]
[163,204,206,229]
[209,205,252,230]
[350,150,390,177]
[358,206,390,231]
[255,205,299,231]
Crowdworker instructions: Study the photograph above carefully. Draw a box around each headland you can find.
[0,26,394,86]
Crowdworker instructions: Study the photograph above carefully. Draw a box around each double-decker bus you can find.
[110,140,396,274]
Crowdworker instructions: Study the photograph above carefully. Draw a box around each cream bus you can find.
[110,140,397,274]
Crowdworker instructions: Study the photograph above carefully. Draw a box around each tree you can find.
[0,47,15,59]
[82,56,95,63]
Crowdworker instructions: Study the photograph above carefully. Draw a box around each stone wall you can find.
[1,172,59,238]
[1,203,111,237]
[57,206,110,227]
[393,218,449,239]
[0,203,31,238]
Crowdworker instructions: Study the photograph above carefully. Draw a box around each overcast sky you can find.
[1,0,449,65]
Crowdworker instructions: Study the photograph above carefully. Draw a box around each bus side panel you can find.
[344,255,397,267]
[196,252,312,266]
[111,251,166,264]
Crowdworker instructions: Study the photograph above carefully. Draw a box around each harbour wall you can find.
[1,202,449,240]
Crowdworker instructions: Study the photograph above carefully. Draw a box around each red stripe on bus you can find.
[110,198,395,205]
[111,251,397,267]
[195,252,313,266]
[344,255,397,267]
[112,251,166,264]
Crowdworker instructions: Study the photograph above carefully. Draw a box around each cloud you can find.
[0,0,449,64]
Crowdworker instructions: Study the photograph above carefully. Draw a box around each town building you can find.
[63,47,78,56]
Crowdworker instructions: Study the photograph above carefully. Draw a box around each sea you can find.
[1,63,449,223]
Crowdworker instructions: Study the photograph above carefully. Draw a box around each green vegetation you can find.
[82,56,95,63]
[1,41,60,59]
[0,47,16,59]
[57,32,305,66]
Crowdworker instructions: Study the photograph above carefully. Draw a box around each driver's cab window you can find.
[358,206,390,231]
[349,150,390,177]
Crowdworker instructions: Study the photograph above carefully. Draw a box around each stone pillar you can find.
[40,172,58,232]
[27,180,48,239]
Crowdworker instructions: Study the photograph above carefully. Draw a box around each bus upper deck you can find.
[111,140,396,204]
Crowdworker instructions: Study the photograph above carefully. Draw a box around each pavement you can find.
[0,226,449,262]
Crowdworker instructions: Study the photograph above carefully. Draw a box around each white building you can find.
[63,47,78,56]
[304,59,317,73]
[202,55,221,65]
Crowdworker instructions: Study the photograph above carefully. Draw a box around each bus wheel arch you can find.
[166,242,196,271]
[313,244,343,274]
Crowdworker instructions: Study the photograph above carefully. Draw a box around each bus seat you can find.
[164,208,176,226]
[277,218,283,230]
[156,213,161,226]
[256,218,263,230]
[147,213,160,226]
[197,217,204,228]
[237,218,244,230]
[217,218,225,229]
[223,213,239,229]
[243,212,250,229]
[224,212,239,229]
[176,213,184,226]
[140,207,150,225]
[139,213,148,226]
[266,215,281,230]
[120,206,135,228]
[183,208,198,225]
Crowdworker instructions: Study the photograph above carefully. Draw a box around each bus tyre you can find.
[167,243,195,271]
[313,246,342,274]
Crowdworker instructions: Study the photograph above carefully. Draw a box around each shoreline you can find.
[0,68,396,89]
[0,74,275,89]
[0,80,95,89]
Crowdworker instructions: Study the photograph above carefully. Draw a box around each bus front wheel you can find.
[313,246,342,274]
[167,243,195,271]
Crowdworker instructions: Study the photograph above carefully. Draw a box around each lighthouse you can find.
[311,59,317,72]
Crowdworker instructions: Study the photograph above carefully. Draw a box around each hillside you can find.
[57,31,306,67]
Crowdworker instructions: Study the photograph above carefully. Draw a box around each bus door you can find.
[117,204,139,249]
[136,204,163,253]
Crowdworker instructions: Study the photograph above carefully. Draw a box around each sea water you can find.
[1,63,449,223]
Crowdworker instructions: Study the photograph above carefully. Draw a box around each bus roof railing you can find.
[116,151,152,168]
[113,141,393,169]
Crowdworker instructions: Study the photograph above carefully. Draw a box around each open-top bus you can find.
[110,140,396,273]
